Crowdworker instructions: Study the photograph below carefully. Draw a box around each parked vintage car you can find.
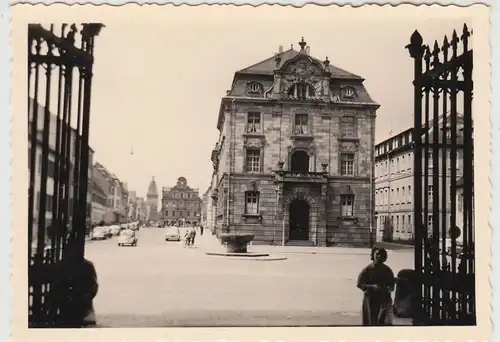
[118,229,138,247]
[102,226,113,238]
[110,225,121,236]
[91,227,107,240]
[164,227,181,242]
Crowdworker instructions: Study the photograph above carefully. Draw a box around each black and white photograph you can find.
[10,3,491,339]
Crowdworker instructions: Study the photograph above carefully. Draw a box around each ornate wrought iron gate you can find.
[28,23,103,328]
[407,24,475,325]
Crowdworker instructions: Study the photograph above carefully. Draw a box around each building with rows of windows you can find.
[374,113,465,243]
[207,38,379,246]
[161,177,202,225]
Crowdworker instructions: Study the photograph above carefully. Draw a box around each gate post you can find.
[406,30,426,324]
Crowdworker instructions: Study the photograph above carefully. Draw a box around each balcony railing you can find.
[278,171,327,182]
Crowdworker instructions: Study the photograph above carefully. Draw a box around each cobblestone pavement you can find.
[85,228,414,327]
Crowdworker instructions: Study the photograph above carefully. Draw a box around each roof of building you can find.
[375,112,466,148]
[236,47,363,80]
[217,39,378,130]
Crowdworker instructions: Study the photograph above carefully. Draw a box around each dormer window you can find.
[247,82,262,94]
[343,86,355,98]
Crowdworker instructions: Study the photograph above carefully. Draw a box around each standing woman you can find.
[357,247,396,326]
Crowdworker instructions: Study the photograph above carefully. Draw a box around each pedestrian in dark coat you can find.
[200,225,204,235]
[356,247,395,326]
[55,241,99,327]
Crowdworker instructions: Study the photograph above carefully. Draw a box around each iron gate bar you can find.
[407,23,475,325]
[28,23,103,328]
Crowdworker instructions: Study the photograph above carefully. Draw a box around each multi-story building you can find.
[201,187,210,228]
[208,39,379,246]
[374,113,465,243]
[146,177,159,222]
[28,99,94,240]
[91,163,112,224]
[127,190,137,222]
[161,177,202,225]
[94,162,128,223]
[136,197,147,222]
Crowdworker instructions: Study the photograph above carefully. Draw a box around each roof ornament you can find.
[299,37,307,52]
[324,56,330,68]
[275,52,282,68]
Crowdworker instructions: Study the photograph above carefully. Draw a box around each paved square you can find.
[85,228,414,327]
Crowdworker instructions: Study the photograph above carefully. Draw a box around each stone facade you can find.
[209,39,379,247]
[161,177,202,224]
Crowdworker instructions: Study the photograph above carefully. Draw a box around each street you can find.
[85,227,414,327]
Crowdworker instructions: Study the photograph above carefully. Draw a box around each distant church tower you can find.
[146,176,159,222]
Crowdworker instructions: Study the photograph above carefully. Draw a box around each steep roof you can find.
[147,177,158,196]
[236,47,363,80]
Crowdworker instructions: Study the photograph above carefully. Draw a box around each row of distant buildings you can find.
[199,38,468,246]
[91,162,148,226]
[28,98,149,236]
[144,176,203,225]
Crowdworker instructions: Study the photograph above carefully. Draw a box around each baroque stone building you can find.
[146,176,159,222]
[161,177,202,225]
[209,38,379,246]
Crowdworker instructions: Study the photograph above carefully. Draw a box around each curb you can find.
[206,256,288,261]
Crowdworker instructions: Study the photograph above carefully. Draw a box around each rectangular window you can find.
[396,188,400,204]
[458,193,464,212]
[428,214,433,229]
[408,186,412,202]
[245,191,259,215]
[340,153,355,176]
[396,158,400,172]
[402,187,405,202]
[294,114,308,135]
[428,185,433,198]
[245,149,261,173]
[396,216,399,231]
[402,216,405,232]
[340,194,354,216]
[340,116,356,137]
[247,112,261,133]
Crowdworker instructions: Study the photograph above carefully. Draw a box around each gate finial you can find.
[406,30,425,58]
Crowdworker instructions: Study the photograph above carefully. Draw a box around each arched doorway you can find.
[289,199,310,241]
[290,150,309,173]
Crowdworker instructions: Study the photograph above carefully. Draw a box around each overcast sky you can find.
[20,5,472,197]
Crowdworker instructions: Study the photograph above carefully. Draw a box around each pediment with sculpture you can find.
[281,55,325,78]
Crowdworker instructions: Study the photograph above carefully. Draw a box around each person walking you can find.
[200,225,204,236]
[356,247,395,326]
[190,226,197,246]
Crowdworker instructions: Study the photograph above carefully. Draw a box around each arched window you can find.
[288,82,315,99]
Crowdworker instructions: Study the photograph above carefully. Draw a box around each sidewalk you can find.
[198,234,412,256]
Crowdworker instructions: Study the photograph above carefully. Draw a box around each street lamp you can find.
[372,211,378,248]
